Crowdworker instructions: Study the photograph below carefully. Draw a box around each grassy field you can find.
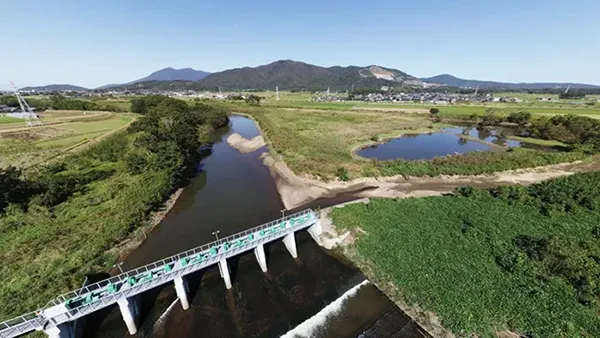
[252,90,600,116]
[330,172,600,337]
[247,107,586,179]
[0,112,136,168]
[0,116,25,124]
[0,98,228,322]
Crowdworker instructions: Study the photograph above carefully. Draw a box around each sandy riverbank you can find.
[264,150,593,209]
[227,133,266,153]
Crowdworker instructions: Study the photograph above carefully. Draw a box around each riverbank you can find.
[266,148,595,209]
[0,99,230,322]
[107,186,185,265]
[326,173,600,337]
[316,201,452,338]
[226,133,266,153]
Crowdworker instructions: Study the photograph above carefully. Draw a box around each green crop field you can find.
[0,116,24,124]
[0,113,135,168]
[331,172,600,337]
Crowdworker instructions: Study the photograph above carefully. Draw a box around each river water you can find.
[89,115,429,338]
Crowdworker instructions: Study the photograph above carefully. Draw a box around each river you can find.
[88,115,429,338]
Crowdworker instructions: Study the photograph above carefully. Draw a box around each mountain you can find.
[195,60,421,91]
[98,67,210,89]
[422,74,600,89]
[132,67,210,83]
[20,84,89,92]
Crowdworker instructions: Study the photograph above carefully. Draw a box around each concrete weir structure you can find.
[0,209,322,338]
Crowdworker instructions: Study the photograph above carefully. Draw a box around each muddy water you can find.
[90,115,428,338]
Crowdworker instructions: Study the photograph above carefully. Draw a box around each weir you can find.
[0,209,322,338]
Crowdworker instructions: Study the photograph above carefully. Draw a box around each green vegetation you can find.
[375,148,585,176]
[331,172,600,337]
[0,114,133,168]
[248,108,587,179]
[0,95,127,112]
[0,116,24,124]
[0,98,228,321]
[506,135,568,147]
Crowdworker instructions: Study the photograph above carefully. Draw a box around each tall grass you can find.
[247,108,587,179]
[331,172,600,337]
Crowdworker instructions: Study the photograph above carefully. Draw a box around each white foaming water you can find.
[151,298,180,335]
[280,280,370,338]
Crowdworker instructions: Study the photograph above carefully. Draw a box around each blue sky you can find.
[1,0,598,89]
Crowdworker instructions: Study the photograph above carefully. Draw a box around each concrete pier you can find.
[254,244,268,272]
[218,258,232,289]
[174,276,190,310]
[117,297,138,335]
[282,232,298,259]
[307,221,323,246]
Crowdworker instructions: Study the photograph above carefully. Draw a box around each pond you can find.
[441,126,522,148]
[356,131,495,161]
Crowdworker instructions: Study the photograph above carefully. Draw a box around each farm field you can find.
[330,172,600,337]
[252,91,600,116]
[0,112,136,168]
[247,107,585,180]
[0,116,25,124]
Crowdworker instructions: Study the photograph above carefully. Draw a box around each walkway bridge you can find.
[0,209,322,338]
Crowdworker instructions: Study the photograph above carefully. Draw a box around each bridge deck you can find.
[0,209,318,338]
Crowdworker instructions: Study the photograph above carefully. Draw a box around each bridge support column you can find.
[254,244,268,272]
[117,297,138,335]
[218,258,232,289]
[44,322,74,338]
[283,232,298,259]
[307,220,323,246]
[174,276,190,310]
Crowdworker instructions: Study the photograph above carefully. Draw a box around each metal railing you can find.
[0,209,318,337]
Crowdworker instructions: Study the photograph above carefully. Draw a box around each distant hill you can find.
[98,67,210,89]
[110,80,201,91]
[422,74,600,89]
[195,60,420,91]
[132,67,210,83]
[21,84,89,92]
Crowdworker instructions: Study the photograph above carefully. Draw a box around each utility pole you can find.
[9,81,42,127]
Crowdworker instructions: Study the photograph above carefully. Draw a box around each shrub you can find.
[336,166,349,181]
[370,135,379,142]
[429,107,440,114]
[506,111,532,125]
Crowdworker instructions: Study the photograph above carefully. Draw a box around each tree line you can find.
[0,96,228,215]
[0,95,125,112]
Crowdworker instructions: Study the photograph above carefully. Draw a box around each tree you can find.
[245,94,262,106]
[507,111,532,125]
[0,167,35,212]
[429,108,440,114]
